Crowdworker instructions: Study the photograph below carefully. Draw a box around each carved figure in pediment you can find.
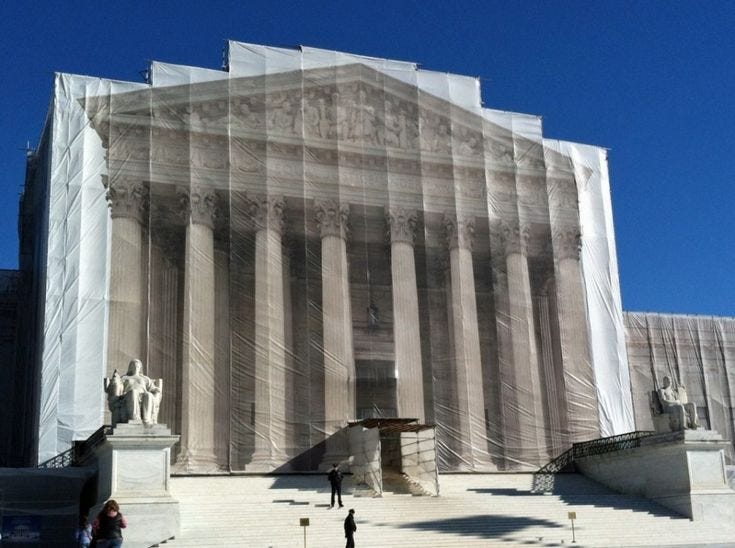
[486,138,513,164]
[433,122,451,154]
[334,95,353,141]
[318,98,332,140]
[361,104,381,145]
[304,97,322,138]
[189,105,203,126]
[293,101,303,133]
[385,103,401,148]
[420,113,436,151]
[347,102,361,141]
[203,102,228,125]
[385,98,412,148]
[402,113,419,149]
[456,127,480,156]
[235,100,263,130]
[268,93,298,135]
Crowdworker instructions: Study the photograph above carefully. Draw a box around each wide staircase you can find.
[159,473,735,547]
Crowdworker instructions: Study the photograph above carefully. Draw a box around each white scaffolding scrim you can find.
[31,43,635,470]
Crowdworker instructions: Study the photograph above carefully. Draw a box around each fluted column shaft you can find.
[387,208,425,422]
[106,179,148,374]
[444,214,493,470]
[176,186,218,472]
[249,195,288,469]
[316,200,354,464]
[502,221,544,465]
[553,229,599,442]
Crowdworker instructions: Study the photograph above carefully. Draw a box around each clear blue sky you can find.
[0,1,733,316]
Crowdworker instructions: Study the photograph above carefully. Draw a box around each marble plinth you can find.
[91,423,180,548]
[576,429,735,522]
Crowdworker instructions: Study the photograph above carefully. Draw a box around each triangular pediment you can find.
[83,62,532,165]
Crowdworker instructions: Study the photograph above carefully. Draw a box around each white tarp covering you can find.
[28,43,636,470]
[149,61,227,87]
[546,140,635,436]
[349,426,382,494]
[625,312,735,460]
[37,74,146,462]
[401,429,440,496]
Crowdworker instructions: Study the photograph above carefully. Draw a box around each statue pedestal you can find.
[91,423,180,548]
[576,429,735,522]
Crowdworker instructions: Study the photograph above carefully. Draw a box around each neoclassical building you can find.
[17,43,640,472]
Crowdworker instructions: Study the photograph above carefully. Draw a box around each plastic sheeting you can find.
[33,74,146,463]
[349,426,382,493]
[28,42,635,470]
[625,312,735,461]
[548,141,635,437]
[401,429,440,495]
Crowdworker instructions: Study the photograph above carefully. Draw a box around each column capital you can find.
[385,207,418,245]
[548,178,580,211]
[247,194,285,235]
[177,186,218,228]
[315,199,350,240]
[105,177,149,223]
[500,220,531,256]
[444,214,475,251]
[553,228,582,261]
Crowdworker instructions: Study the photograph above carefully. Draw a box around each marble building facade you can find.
[82,60,603,473]
[16,44,644,470]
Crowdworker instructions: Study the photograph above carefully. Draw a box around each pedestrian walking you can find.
[344,508,357,548]
[327,463,343,508]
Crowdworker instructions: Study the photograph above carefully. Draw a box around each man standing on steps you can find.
[328,463,344,508]
[344,508,357,548]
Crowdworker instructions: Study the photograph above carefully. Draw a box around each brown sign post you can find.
[300,517,310,548]
[567,511,577,543]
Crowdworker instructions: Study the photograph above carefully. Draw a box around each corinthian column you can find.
[501,220,544,466]
[386,207,425,422]
[106,179,148,374]
[315,199,354,466]
[552,228,599,442]
[175,185,219,472]
[444,214,493,470]
[248,195,289,470]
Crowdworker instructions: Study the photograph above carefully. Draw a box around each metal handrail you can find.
[74,425,111,465]
[571,430,654,460]
[36,425,111,469]
[37,448,74,468]
[532,430,655,493]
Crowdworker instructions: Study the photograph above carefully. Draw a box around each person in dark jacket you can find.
[92,499,127,547]
[344,508,357,548]
[327,463,343,508]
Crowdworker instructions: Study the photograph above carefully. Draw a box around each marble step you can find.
[159,473,735,548]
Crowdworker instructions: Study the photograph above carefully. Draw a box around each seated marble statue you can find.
[104,359,162,426]
[655,375,700,431]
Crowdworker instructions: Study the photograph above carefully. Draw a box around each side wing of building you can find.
[625,311,735,459]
